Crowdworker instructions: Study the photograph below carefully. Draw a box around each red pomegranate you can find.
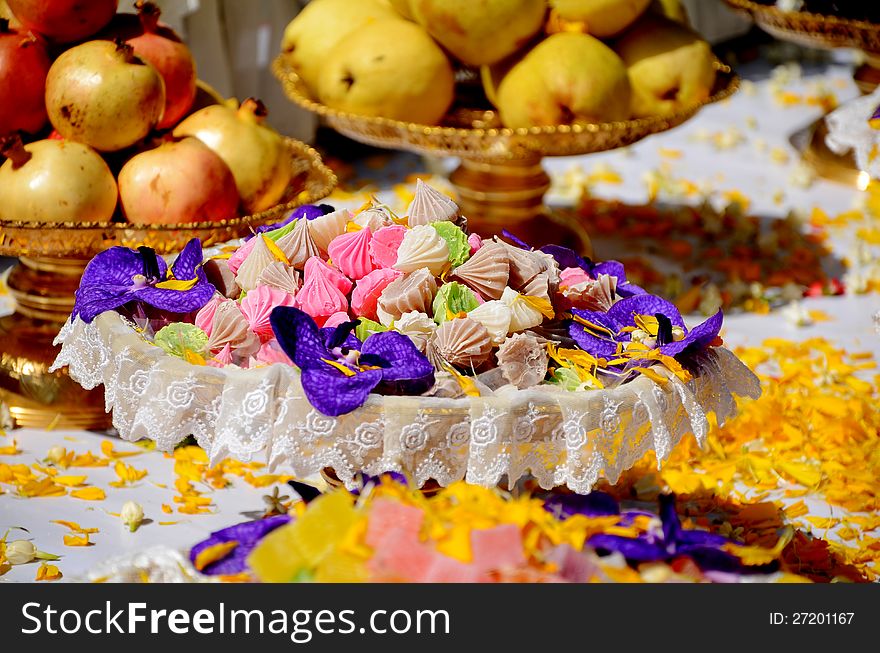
[117,137,240,225]
[0,18,50,135]
[101,1,196,130]
[6,0,118,43]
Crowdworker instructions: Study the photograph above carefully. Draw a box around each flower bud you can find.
[6,540,37,565]
[45,446,67,463]
[121,501,144,532]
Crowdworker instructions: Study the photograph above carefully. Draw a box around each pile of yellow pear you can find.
[281,0,717,128]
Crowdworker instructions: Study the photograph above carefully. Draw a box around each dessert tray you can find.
[52,186,760,494]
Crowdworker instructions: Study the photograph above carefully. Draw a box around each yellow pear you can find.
[280,0,398,92]
[549,0,650,38]
[409,0,546,66]
[387,0,414,20]
[494,32,631,128]
[317,19,454,125]
[615,15,716,118]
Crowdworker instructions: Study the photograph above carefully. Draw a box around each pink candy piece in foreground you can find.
[207,342,234,368]
[327,228,377,280]
[322,311,351,329]
[351,268,402,321]
[295,264,349,321]
[467,233,483,255]
[560,266,591,288]
[227,236,257,275]
[303,256,353,295]
[240,285,297,341]
[470,524,526,572]
[194,293,226,337]
[255,339,293,365]
[369,225,407,269]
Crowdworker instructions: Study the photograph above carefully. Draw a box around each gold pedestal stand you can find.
[0,139,336,430]
[726,0,880,187]
[273,57,739,254]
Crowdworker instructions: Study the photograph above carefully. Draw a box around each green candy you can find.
[154,323,209,359]
[264,219,299,242]
[431,222,470,267]
[355,318,388,342]
[548,367,582,391]
[432,282,479,324]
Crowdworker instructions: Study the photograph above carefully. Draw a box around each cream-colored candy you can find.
[407,179,460,226]
[393,310,437,351]
[467,300,512,345]
[308,208,350,254]
[501,286,543,333]
[394,224,450,275]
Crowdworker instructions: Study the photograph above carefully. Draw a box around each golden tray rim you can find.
[724,0,880,51]
[272,54,740,160]
[0,138,337,258]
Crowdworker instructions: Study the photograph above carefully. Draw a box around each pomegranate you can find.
[100,1,196,130]
[118,137,240,225]
[6,0,118,43]
[0,134,117,222]
[45,39,165,152]
[173,98,293,213]
[0,18,50,135]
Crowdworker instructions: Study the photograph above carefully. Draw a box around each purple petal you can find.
[189,514,291,576]
[568,324,620,360]
[591,260,625,281]
[170,238,205,280]
[249,204,334,239]
[677,546,754,574]
[588,534,667,561]
[660,311,723,358]
[544,491,620,519]
[616,282,646,298]
[73,285,137,323]
[607,294,686,330]
[501,229,532,251]
[271,307,330,369]
[80,246,164,288]
[540,245,591,273]
[322,322,361,351]
[134,282,216,315]
[300,365,382,416]
[361,331,434,384]
[659,493,681,546]
[351,471,408,495]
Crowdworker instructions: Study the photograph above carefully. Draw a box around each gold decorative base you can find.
[0,257,111,430]
[449,156,592,254]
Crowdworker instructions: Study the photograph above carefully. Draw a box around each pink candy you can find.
[467,233,483,255]
[303,256,352,295]
[369,225,407,269]
[295,265,349,323]
[327,228,377,280]
[194,294,226,336]
[255,339,293,365]
[239,285,296,341]
[559,266,591,288]
[351,268,402,321]
[207,343,234,368]
[227,236,257,275]
[322,311,351,329]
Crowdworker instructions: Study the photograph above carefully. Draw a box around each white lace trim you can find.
[52,313,761,494]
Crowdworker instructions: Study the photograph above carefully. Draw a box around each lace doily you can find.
[52,312,761,494]
[825,87,880,180]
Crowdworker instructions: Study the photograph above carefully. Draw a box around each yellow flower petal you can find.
[193,541,238,571]
[69,487,106,501]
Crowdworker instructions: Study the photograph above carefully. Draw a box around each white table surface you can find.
[1,57,879,582]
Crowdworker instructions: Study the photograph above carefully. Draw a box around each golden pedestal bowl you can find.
[0,138,337,430]
[273,55,739,254]
[725,0,880,187]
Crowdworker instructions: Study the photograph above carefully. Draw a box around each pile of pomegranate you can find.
[0,0,293,224]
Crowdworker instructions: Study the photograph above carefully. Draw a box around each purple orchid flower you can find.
[539,244,645,298]
[569,293,723,363]
[247,204,335,240]
[588,494,776,575]
[544,490,620,518]
[73,238,215,323]
[190,514,291,576]
[270,307,435,417]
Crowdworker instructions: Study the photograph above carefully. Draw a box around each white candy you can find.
[501,286,543,333]
[467,300,512,345]
[393,224,450,276]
